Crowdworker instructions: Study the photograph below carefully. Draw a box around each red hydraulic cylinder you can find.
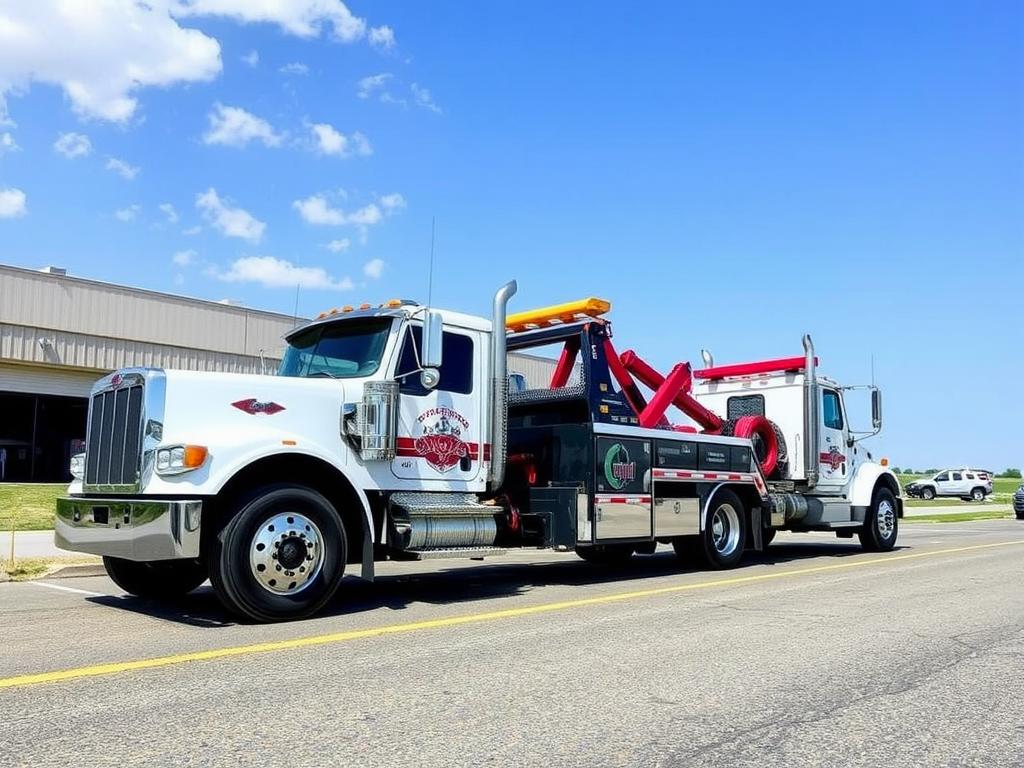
[603,338,652,419]
[620,350,724,432]
[639,363,691,429]
[550,337,580,388]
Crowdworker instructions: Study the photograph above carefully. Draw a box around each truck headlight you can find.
[155,444,208,475]
[69,452,85,480]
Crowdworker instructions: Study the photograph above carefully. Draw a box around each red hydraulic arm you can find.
[637,363,691,429]
[603,337,668,425]
[550,337,581,388]
[620,350,724,432]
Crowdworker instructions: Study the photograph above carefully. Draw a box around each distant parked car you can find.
[1014,485,1024,520]
[904,469,993,501]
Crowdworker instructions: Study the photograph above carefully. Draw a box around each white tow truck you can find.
[56,283,902,621]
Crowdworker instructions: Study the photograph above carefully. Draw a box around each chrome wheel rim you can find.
[249,512,324,595]
[711,503,741,556]
[876,500,896,540]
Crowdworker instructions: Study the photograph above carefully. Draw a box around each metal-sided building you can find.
[0,263,555,483]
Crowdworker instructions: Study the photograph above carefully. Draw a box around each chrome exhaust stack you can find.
[489,280,518,493]
[802,334,818,489]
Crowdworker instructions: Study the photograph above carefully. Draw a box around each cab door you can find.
[390,323,484,485]
[932,471,951,496]
[816,387,850,492]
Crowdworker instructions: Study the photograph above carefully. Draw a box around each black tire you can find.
[858,487,899,552]
[921,487,936,501]
[762,528,777,548]
[681,488,747,569]
[575,544,634,565]
[103,556,207,599]
[207,484,347,622]
[970,487,985,502]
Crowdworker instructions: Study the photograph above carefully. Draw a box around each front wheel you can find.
[207,485,348,622]
[921,487,936,501]
[103,556,207,598]
[859,487,899,552]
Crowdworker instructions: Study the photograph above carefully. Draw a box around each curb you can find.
[45,563,106,580]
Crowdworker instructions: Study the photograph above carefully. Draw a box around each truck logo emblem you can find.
[110,374,122,388]
[232,398,286,415]
[415,407,470,473]
[819,447,845,471]
[604,443,636,490]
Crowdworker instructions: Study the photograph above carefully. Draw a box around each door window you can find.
[935,472,949,482]
[952,472,962,481]
[396,326,475,395]
[822,390,844,430]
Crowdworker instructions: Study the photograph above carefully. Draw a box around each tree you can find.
[998,468,1022,478]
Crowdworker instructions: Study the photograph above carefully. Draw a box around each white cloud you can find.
[173,0,369,43]
[346,203,382,226]
[241,49,259,67]
[0,2,221,123]
[213,255,354,290]
[325,238,350,252]
[0,131,17,154]
[182,224,202,236]
[158,202,179,223]
[411,83,442,114]
[196,187,265,242]
[0,187,27,218]
[368,25,395,50]
[53,132,91,159]
[309,123,372,157]
[106,157,140,180]
[279,62,309,75]
[203,103,283,148]
[357,73,392,99]
[114,204,140,222]
[172,248,196,266]
[363,258,384,279]
[293,194,345,225]
[380,193,406,212]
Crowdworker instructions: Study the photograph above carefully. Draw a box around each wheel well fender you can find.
[210,452,375,578]
[700,483,764,533]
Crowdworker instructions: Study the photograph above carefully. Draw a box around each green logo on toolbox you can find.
[603,442,636,491]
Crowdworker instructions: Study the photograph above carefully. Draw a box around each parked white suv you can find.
[904,469,993,501]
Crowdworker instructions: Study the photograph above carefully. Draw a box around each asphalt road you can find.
[2,520,1023,767]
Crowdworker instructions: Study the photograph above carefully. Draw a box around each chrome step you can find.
[391,491,498,517]
[408,546,509,561]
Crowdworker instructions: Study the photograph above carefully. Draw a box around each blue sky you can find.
[0,1,1021,470]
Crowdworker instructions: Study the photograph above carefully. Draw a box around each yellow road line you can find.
[2,539,1021,691]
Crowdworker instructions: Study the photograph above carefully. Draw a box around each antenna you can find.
[292,283,301,328]
[427,216,436,307]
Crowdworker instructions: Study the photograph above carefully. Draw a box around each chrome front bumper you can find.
[55,497,203,561]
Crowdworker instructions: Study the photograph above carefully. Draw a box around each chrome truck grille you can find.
[84,370,160,492]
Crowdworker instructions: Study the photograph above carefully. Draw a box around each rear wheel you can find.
[103,556,207,598]
[971,487,985,502]
[675,489,747,569]
[575,544,634,565]
[859,487,898,552]
[207,484,347,622]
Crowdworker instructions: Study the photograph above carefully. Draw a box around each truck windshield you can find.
[279,318,392,378]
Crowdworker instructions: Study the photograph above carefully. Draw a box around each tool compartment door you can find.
[593,437,652,540]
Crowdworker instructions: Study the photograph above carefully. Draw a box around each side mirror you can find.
[420,368,440,390]
[421,310,444,369]
[871,388,882,430]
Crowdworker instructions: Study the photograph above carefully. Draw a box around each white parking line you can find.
[27,581,106,597]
